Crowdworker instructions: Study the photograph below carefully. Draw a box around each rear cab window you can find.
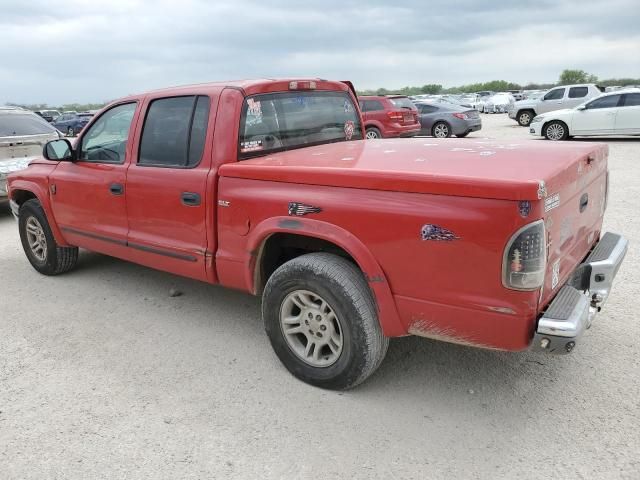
[569,87,588,98]
[239,90,362,159]
[0,114,57,136]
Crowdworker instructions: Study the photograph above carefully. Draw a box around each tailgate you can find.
[540,144,608,308]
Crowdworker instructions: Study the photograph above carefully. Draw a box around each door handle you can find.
[181,192,201,206]
[109,183,124,195]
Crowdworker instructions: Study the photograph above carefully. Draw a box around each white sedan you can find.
[530,89,640,140]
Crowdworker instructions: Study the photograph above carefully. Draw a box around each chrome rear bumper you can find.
[532,232,628,354]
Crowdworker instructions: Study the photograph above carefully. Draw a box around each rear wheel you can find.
[19,199,78,275]
[262,253,388,390]
[432,121,451,138]
[544,121,569,141]
[365,127,381,139]
[517,110,534,127]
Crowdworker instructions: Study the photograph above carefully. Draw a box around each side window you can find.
[569,87,588,98]
[79,102,137,163]
[368,100,385,111]
[543,88,565,101]
[419,105,437,114]
[586,95,621,109]
[359,101,367,112]
[138,95,210,168]
[623,93,640,106]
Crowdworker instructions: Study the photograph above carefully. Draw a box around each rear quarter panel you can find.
[216,176,541,350]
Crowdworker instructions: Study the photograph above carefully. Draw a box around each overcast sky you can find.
[2,0,639,105]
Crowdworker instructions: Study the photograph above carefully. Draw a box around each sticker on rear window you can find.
[247,98,262,116]
[544,193,560,212]
[344,100,353,113]
[240,140,263,153]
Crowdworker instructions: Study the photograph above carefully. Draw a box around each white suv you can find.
[529,89,640,140]
[508,84,604,126]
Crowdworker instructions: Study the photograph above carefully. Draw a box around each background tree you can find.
[559,69,598,85]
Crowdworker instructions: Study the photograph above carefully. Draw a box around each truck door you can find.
[537,87,565,114]
[124,94,214,281]
[49,102,138,250]
[564,86,590,109]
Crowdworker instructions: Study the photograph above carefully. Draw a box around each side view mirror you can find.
[43,139,74,161]
[577,105,587,111]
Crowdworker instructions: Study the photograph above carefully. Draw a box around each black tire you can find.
[432,121,451,138]
[517,110,534,127]
[543,120,569,141]
[262,253,388,390]
[365,127,382,139]
[456,132,469,138]
[18,199,78,275]
[67,126,74,137]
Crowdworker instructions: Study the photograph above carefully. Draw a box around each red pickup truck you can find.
[7,79,628,389]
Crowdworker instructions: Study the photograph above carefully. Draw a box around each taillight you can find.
[502,220,546,291]
[387,110,404,121]
[452,113,469,120]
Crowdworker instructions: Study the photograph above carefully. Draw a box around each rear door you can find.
[564,86,590,109]
[572,94,622,134]
[615,92,640,134]
[125,94,214,281]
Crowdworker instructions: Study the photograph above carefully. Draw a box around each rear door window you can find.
[622,93,640,106]
[569,87,588,98]
[138,96,210,168]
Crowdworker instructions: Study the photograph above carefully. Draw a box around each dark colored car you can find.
[52,113,91,136]
[34,110,61,123]
[415,102,482,138]
[358,95,420,139]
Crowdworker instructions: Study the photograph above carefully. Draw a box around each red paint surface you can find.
[7,78,608,351]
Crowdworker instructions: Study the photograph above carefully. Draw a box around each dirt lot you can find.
[1,114,639,479]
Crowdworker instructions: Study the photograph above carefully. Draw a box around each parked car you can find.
[7,78,627,389]
[508,84,604,127]
[529,89,640,140]
[52,113,91,136]
[358,95,420,138]
[34,109,61,123]
[415,102,482,138]
[1,107,62,208]
[483,93,514,113]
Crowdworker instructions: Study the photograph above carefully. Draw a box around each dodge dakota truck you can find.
[7,78,628,389]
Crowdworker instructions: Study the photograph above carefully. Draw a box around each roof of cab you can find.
[116,78,350,103]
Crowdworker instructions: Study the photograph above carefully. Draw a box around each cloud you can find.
[2,0,639,104]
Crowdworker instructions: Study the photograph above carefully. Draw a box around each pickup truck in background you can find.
[508,84,605,127]
[7,78,628,389]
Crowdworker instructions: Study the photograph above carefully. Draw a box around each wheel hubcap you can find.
[520,113,530,124]
[434,124,448,137]
[280,289,343,367]
[26,217,47,262]
[547,124,564,140]
[366,131,378,139]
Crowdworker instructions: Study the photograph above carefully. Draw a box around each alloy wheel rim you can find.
[279,289,344,367]
[434,124,448,137]
[26,217,47,262]
[547,123,564,140]
[366,131,378,139]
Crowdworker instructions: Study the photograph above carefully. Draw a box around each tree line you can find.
[358,70,640,96]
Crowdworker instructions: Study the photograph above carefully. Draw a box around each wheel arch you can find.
[9,181,70,246]
[247,217,405,337]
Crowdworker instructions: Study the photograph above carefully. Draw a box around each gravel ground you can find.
[1,114,639,479]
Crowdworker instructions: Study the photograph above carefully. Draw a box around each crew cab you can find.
[509,84,604,127]
[7,78,628,389]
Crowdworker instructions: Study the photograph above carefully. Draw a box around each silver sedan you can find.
[414,102,483,138]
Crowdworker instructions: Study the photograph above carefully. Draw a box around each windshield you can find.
[0,113,57,136]
[238,91,362,159]
[389,97,415,110]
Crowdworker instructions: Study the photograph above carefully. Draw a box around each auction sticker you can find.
[240,140,263,153]
[544,193,560,212]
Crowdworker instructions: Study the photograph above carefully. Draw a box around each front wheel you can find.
[262,253,388,390]
[19,199,78,275]
[432,121,451,138]
[544,121,569,141]
[517,110,534,127]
